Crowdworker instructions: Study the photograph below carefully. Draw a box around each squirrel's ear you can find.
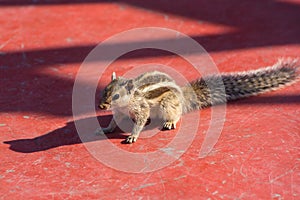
[125,80,134,93]
[111,72,117,80]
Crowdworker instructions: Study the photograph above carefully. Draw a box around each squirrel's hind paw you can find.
[163,121,176,130]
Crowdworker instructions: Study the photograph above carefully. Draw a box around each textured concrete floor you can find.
[1,0,300,199]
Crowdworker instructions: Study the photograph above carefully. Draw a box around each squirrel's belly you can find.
[149,105,163,119]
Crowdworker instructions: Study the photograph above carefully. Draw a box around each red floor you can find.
[1,0,300,199]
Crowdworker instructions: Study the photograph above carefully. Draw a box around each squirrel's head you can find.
[99,72,134,110]
[98,72,118,110]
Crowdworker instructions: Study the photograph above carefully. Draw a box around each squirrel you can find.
[96,59,299,144]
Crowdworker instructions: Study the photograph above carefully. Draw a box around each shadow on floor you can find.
[3,115,126,153]
[3,114,165,153]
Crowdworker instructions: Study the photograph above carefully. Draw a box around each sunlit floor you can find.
[1,0,300,199]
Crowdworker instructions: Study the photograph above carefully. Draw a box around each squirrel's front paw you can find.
[95,127,113,135]
[125,135,138,144]
[95,128,104,135]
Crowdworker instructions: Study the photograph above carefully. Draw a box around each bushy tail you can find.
[182,59,299,112]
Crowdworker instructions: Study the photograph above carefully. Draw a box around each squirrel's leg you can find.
[125,101,150,143]
[95,118,117,135]
[95,112,124,135]
[160,91,182,130]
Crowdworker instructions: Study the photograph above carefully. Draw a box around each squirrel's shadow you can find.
[3,115,164,153]
[3,115,128,153]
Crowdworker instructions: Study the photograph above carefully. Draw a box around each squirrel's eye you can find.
[112,94,120,100]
